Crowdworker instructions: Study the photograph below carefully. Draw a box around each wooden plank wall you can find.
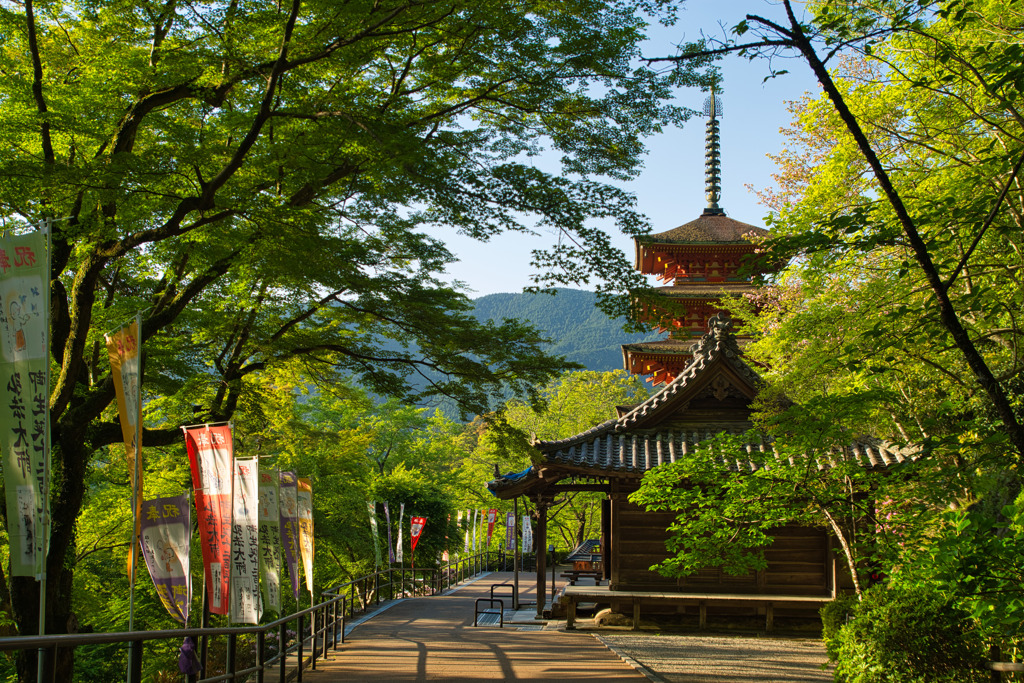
[610,496,832,597]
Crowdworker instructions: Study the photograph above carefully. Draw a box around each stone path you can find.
[300,572,833,682]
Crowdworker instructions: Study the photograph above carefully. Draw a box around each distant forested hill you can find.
[470,289,663,372]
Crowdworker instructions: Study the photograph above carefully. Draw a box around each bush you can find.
[833,584,987,683]
[821,594,859,663]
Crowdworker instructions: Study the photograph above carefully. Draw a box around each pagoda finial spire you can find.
[702,85,725,216]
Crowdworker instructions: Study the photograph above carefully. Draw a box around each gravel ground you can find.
[595,632,835,683]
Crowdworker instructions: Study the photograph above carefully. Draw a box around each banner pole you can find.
[179,420,231,430]
[126,311,143,682]
[36,218,53,683]
[513,497,519,609]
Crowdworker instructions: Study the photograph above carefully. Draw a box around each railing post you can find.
[279,620,287,683]
[321,603,329,661]
[128,639,143,683]
[341,596,347,644]
[310,607,317,671]
[226,632,236,679]
[297,613,304,683]
[991,644,1001,683]
[332,598,340,650]
[257,630,266,683]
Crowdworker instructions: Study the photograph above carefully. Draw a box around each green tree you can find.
[653,0,1024,458]
[642,0,1024,668]
[478,370,650,550]
[0,0,708,675]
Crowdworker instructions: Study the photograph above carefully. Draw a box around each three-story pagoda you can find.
[622,89,771,385]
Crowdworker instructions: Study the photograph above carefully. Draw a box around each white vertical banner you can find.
[0,229,49,578]
[395,502,405,563]
[522,515,533,554]
[297,478,314,597]
[368,501,381,569]
[463,510,470,553]
[258,467,282,615]
[505,511,516,552]
[230,458,261,624]
[472,508,479,552]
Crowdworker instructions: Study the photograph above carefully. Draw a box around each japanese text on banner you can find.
[258,467,283,614]
[279,471,300,600]
[231,458,261,624]
[139,494,191,623]
[0,231,49,577]
[183,424,234,615]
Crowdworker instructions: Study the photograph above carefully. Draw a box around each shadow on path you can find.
[301,572,833,682]
[302,572,644,682]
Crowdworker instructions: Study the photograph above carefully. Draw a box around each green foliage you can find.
[503,370,650,442]
[471,370,649,550]
[369,466,457,568]
[742,0,1024,462]
[894,485,1024,649]
[821,594,859,663]
[0,0,708,663]
[832,585,987,683]
[631,430,880,581]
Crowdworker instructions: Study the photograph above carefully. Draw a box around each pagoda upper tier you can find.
[634,213,768,283]
[624,212,770,386]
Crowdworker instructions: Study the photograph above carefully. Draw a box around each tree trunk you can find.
[12,435,89,681]
[780,0,1024,461]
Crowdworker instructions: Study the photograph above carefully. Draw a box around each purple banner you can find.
[140,494,191,623]
[505,511,515,552]
[279,471,300,600]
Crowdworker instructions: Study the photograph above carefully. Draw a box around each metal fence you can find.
[0,551,499,683]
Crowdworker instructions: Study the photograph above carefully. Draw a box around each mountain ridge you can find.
[470,288,662,372]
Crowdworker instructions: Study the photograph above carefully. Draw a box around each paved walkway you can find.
[301,572,832,682]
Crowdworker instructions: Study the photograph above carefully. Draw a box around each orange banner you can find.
[105,318,142,574]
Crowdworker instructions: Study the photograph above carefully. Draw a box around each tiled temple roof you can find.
[640,214,768,245]
[620,339,695,355]
[532,429,917,477]
[650,282,755,296]
[487,316,919,498]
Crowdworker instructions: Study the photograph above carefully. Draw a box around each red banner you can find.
[410,516,426,553]
[183,424,234,615]
[486,509,497,545]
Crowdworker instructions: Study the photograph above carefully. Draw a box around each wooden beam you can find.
[548,483,609,492]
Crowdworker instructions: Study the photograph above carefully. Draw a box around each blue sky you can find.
[433,1,821,297]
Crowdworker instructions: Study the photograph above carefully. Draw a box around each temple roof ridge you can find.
[639,213,769,245]
[533,314,760,450]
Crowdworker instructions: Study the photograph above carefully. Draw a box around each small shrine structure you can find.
[488,316,914,624]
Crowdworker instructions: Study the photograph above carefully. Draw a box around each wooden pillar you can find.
[513,496,520,609]
[601,497,611,581]
[535,499,549,618]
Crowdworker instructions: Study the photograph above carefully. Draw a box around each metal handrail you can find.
[0,551,498,682]
[0,595,343,683]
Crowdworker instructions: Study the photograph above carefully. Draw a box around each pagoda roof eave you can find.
[637,214,769,246]
[621,340,695,354]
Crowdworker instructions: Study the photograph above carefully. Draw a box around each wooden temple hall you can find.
[486,92,916,629]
